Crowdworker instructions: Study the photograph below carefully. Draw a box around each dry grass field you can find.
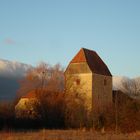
[0,130,140,140]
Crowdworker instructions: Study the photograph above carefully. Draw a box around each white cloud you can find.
[0,59,32,78]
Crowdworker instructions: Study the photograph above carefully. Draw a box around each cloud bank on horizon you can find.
[0,59,32,101]
[0,59,32,78]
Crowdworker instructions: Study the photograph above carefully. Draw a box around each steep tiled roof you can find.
[70,48,112,76]
[22,89,48,99]
[71,48,87,63]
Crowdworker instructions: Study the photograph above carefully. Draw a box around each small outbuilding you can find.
[15,90,40,119]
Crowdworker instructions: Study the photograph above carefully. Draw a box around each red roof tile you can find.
[22,89,49,99]
[22,90,36,99]
[71,48,87,63]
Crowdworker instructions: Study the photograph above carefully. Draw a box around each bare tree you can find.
[16,62,65,127]
[17,62,64,97]
[122,78,140,96]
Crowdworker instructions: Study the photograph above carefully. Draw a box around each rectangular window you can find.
[104,79,107,86]
[76,79,80,85]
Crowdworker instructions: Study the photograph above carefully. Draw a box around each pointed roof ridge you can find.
[69,48,112,76]
[82,47,96,52]
[70,48,87,63]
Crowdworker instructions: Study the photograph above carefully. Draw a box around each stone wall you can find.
[15,98,39,119]
[92,73,112,113]
[65,62,91,74]
[65,62,112,116]
[65,62,93,110]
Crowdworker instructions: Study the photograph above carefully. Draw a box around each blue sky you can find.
[0,0,140,77]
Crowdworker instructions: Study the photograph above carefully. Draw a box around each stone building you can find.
[15,90,40,119]
[65,48,112,114]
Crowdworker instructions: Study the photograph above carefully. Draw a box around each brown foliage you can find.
[36,90,65,128]
[17,62,64,98]
[16,62,65,128]
[14,62,140,131]
[102,91,140,133]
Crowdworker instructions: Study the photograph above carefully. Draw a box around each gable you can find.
[65,62,91,74]
[65,48,112,76]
